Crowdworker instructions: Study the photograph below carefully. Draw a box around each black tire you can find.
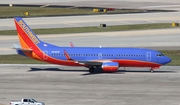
[150,69,154,73]
[89,67,95,73]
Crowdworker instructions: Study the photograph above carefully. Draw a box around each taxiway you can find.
[1,12,180,30]
[0,28,180,55]
[0,64,180,105]
[2,0,180,10]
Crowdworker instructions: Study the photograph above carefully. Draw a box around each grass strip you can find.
[0,50,179,66]
[161,50,180,66]
[0,6,143,18]
[0,23,178,35]
[0,54,46,64]
[0,6,91,17]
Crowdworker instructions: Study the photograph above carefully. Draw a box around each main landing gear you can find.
[89,67,95,73]
[150,68,154,73]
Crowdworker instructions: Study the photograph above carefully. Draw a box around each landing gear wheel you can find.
[89,67,95,73]
[150,68,154,73]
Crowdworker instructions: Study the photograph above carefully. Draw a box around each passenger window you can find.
[157,54,162,57]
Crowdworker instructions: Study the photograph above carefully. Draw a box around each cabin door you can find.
[98,53,102,59]
[146,52,151,61]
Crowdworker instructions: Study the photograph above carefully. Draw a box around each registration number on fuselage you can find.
[51,51,60,53]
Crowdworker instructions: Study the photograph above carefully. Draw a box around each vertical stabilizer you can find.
[14,17,42,51]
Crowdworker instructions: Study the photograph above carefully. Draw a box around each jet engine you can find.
[101,62,119,72]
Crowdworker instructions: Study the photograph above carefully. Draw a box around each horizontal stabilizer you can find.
[13,44,32,52]
[13,44,21,49]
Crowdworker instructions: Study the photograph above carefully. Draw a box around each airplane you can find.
[13,17,171,73]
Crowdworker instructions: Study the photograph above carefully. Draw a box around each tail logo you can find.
[18,20,40,45]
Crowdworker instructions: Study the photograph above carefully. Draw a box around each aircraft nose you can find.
[164,56,172,64]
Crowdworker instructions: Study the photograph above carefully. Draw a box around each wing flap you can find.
[76,61,103,66]
[63,50,109,66]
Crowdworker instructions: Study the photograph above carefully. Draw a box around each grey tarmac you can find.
[2,0,180,10]
[0,64,180,105]
[1,12,180,30]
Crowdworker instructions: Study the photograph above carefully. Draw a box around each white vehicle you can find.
[10,98,45,105]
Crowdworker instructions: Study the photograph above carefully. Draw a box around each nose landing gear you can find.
[150,66,160,73]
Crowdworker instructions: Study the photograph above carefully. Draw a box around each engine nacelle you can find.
[101,62,119,72]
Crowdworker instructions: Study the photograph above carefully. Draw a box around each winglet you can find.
[70,42,75,47]
[64,50,73,60]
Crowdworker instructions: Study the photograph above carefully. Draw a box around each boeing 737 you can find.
[13,17,171,73]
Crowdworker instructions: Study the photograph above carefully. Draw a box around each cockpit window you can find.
[156,53,164,57]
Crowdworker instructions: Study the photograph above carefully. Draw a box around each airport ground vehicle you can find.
[10,98,45,105]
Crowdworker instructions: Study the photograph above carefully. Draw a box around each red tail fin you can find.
[14,17,42,51]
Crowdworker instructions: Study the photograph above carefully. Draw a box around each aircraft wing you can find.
[64,50,112,66]
[76,60,103,66]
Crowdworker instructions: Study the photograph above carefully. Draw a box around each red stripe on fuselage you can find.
[112,59,161,67]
